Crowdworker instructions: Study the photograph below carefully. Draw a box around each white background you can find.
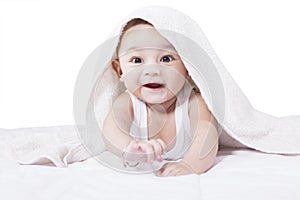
[0,0,299,129]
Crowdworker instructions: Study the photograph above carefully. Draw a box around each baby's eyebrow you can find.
[157,44,177,52]
[123,44,177,53]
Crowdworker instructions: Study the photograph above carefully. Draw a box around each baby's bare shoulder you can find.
[188,90,206,109]
[113,92,131,104]
[112,92,133,120]
[188,90,212,121]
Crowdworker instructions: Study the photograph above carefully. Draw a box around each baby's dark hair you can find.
[115,18,153,57]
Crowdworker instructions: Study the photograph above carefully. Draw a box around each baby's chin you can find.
[135,86,175,104]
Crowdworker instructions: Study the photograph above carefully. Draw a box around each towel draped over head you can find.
[73,5,300,160]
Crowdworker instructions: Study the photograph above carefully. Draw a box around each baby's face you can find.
[115,24,188,104]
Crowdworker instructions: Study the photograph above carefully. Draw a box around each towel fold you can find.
[0,125,91,167]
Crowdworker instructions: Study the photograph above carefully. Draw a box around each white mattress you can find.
[1,147,299,200]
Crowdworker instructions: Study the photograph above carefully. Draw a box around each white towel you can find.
[0,125,90,167]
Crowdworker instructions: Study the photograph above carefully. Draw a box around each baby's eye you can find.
[130,57,143,64]
[160,55,174,63]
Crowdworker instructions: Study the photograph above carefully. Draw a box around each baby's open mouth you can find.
[143,83,164,89]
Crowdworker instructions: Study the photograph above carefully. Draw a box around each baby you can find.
[102,18,219,177]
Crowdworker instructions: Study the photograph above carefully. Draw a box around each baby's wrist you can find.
[121,147,140,168]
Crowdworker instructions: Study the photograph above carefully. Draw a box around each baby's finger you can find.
[138,143,155,163]
[169,168,181,177]
[155,165,166,177]
[156,139,167,154]
[159,162,172,172]
[155,170,162,177]
[161,167,172,176]
[162,164,178,176]
[148,140,163,161]
[123,140,145,162]
[155,167,167,177]
[126,140,139,152]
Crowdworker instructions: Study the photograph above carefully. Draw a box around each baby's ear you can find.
[112,59,122,78]
[186,71,191,80]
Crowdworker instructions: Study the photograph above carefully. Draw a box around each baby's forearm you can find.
[182,121,219,174]
[103,132,133,158]
[102,110,134,158]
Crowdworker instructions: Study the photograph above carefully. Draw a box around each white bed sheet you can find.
[1,147,299,200]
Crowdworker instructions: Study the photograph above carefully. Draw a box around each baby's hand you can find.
[123,139,167,164]
[155,161,194,177]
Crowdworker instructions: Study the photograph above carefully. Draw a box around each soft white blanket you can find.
[1,6,300,167]
[0,126,90,167]
[1,147,299,200]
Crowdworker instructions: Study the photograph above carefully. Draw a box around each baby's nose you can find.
[142,67,160,76]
